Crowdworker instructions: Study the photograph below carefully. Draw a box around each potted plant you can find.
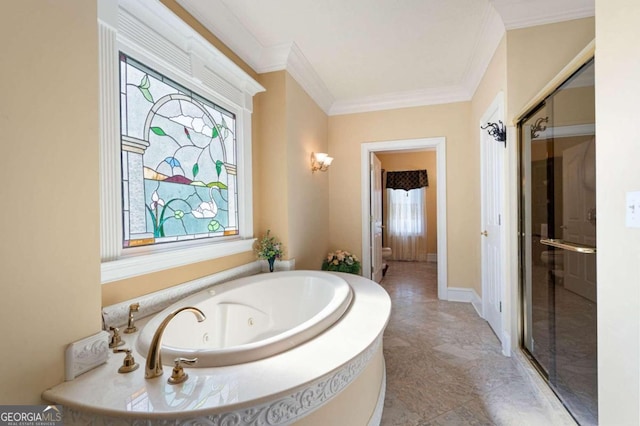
[256,230,283,272]
[321,250,361,275]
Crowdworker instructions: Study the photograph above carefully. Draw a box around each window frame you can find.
[98,0,264,283]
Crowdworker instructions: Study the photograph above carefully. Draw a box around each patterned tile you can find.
[379,261,576,426]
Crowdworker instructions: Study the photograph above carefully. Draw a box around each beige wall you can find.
[254,71,290,249]
[552,86,595,126]
[595,0,640,423]
[377,151,438,256]
[0,1,101,403]
[254,71,330,270]
[328,102,476,289]
[506,17,595,122]
[285,73,330,270]
[102,252,256,306]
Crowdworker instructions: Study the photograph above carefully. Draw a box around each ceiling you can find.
[177,0,594,115]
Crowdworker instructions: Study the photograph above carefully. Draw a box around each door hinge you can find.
[498,214,501,226]
[499,301,502,313]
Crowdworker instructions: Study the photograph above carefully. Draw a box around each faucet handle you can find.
[108,326,124,348]
[168,357,198,384]
[124,303,140,334]
[113,348,139,374]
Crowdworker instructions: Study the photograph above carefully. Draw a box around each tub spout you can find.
[145,306,206,379]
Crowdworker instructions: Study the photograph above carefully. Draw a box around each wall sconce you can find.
[311,152,333,172]
[481,120,507,148]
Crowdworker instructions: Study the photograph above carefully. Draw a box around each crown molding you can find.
[177,0,335,113]
[501,6,595,30]
[176,0,500,116]
[283,43,335,112]
[255,41,292,73]
[329,85,471,116]
[461,4,506,98]
[176,0,264,69]
[176,0,592,117]
[330,3,505,116]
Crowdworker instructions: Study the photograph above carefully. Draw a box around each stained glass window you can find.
[119,54,238,248]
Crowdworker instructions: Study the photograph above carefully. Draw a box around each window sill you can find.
[101,238,256,283]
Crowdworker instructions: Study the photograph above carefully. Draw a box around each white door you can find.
[371,153,383,282]
[562,139,597,302]
[480,97,505,347]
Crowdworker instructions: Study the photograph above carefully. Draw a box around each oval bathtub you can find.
[136,270,353,367]
[44,271,391,425]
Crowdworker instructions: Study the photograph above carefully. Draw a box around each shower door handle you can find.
[540,238,596,254]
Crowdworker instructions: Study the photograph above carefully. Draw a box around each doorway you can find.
[360,137,448,299]
[519,59,597,425]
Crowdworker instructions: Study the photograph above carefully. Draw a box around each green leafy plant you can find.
[321,250,361,274]
[256,230,284,260]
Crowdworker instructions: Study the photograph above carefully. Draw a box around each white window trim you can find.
[98,0,264,283]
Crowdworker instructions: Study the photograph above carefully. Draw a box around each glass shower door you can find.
[520,59,597,425]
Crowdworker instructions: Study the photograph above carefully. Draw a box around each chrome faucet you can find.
[145,306,206,379]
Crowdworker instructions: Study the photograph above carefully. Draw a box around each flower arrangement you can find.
[256,230,283,260]
[321,250,361,274]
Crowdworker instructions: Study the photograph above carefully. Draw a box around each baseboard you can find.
[471,291,482,317]
[501,333,511,357]
[427,253,437,263]
[447,287,483,318]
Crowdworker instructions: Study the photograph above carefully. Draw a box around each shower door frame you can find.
[515,51,597,423]
[512,41,595,356]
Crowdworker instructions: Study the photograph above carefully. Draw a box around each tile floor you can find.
[379,260,577,426]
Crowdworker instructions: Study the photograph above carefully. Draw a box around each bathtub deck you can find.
[379,260,576,426]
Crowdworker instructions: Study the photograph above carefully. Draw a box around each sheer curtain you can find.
[386,187,428,261]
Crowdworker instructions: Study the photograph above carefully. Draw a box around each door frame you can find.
[480,92,508,355]
[370,153,383,283]
[360,137,448,300]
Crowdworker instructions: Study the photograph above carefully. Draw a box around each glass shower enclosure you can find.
[519,59,597,425]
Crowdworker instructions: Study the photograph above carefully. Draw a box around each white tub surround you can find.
[43,272,391,425]
[64,331,110,381]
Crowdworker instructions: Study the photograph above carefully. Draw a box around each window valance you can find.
[386,170,429,191]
